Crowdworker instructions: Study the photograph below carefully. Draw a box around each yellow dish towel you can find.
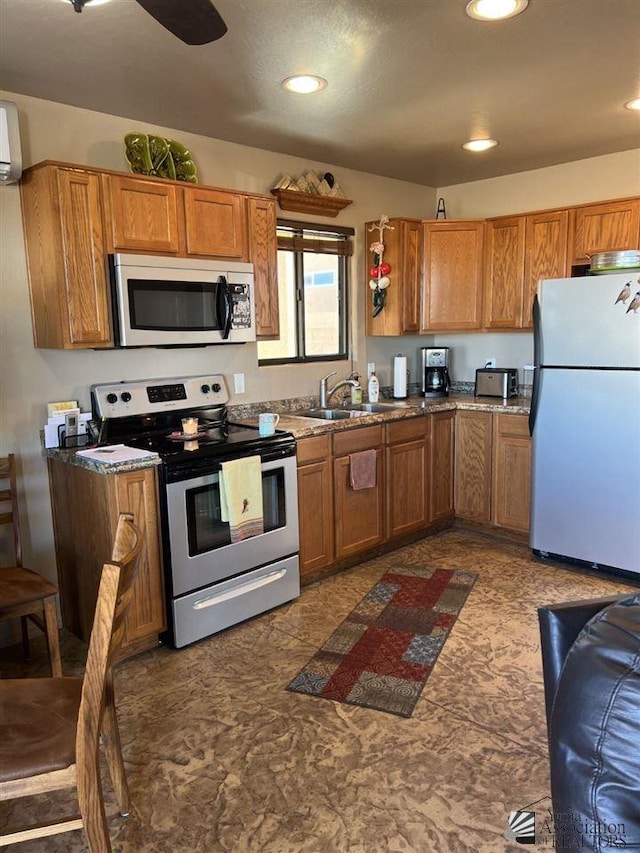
[219,455,264,543]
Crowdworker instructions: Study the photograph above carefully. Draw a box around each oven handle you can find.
[192,568,288,609]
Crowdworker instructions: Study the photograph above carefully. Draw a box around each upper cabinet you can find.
[365,218,421,336]
[103,174,182,254]
[20,163,112,348]
[20,161,279,348]
[484,209,569,330]
[182,187,247,258]
[568,198,640,265]
[421,220,485,332]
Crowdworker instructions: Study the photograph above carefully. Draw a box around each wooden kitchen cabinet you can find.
[21,160,280,349]
[484,216,526,330]
[454,410,492,522]
[421,220,485,331]
[429,410,455,523]
[385,417,430,538]
[568,197,640,265]
[183,186,247,258]
[296,435,334,583]
[333,425,385,560]
[20,163,113,348]
[248,195,279,337]
[103,173,183,254]
[47,460,165,660]
[484,210,570,330]
[365,218,422,336]
[522,209,569,327]
[492,414,531,531]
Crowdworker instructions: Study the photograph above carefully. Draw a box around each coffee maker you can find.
[421,347,451,397]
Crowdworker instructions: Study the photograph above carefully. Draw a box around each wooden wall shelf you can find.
[271,189,352,218]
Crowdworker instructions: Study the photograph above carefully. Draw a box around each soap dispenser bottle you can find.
[350,373,363,404]
[367,371,379,403]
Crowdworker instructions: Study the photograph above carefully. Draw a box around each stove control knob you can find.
[212,382,221,393]
[121,392,132,403]
[201,384,210,394]
[106,393,118,404]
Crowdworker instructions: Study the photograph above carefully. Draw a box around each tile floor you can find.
[1,528,636,852]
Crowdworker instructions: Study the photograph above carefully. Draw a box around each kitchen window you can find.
[257,219,353,364]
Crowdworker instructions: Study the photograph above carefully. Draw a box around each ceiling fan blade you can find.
[134,0,227,45]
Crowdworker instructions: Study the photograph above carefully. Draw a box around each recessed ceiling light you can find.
[625,98,640,111]
[281,75,327,94]
[466,0,528,21]
[463,138,499,152]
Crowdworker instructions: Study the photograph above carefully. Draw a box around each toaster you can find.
[474,368,519,398]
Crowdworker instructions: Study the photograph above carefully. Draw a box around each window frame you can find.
[257,218,354,366]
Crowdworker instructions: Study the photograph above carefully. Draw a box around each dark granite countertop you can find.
[44,393,530,472]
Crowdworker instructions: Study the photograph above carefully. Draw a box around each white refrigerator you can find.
[529,273,640,576]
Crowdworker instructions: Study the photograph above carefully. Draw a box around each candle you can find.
[181,417,198,436]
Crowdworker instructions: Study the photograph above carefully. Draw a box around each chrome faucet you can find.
[319,371,359,408]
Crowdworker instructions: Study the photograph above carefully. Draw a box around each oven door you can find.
[165,454,299,596]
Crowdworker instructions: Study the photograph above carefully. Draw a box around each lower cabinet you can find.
[454,410,531,532]
[385,417,430,538]
[296,413,456,584]
[296,435,334,584]
[47,460,166,659]
[333,426,385,560]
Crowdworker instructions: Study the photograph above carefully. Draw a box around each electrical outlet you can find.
[485,358,496,369]
[367,362,375,377]
[233,373,245,394]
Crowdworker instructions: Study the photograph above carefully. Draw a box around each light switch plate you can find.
[233,373,245,394]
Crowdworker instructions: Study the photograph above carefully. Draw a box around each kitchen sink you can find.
[346,402,404,413]
[293,408,369,420]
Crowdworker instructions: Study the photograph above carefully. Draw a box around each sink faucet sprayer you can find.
[319,372,359,408]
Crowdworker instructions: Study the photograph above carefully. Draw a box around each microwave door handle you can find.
[216,276,233,340]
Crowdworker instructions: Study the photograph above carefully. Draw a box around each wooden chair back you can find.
[0,454,22,567]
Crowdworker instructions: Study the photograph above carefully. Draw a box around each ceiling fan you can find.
[70,0,227,45]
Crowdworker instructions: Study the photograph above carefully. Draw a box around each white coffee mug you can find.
[258,412,280,436]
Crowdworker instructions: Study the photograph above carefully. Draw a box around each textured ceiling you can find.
[1,0,639,186]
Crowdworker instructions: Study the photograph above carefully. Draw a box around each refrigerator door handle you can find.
[529,295,542,436]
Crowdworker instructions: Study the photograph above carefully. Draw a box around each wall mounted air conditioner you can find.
[0,101,22,184]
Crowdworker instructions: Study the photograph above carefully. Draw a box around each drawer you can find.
[494,413,530,439]
[333,424,383,456]
[172,555,300,648]
[297,434,331,465]
[386,416,429,445]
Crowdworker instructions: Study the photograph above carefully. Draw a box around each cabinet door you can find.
[401,219,422,333]
[483,216,525,329]
[107,468,166,658]
[492,414,531,532]
[105,175,182,253]
[569,198,640,265]
[183,187,247,258]
[522,209,569,328]
[386,439,428,538]
[334,450,384,559]
[430,410,455,522]
[57,168,113,346]
[297,460,334,581]
[454,411,492,521]
[422,221,485,331]
[248,196,279,337]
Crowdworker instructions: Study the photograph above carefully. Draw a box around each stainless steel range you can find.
[91,375,300,648]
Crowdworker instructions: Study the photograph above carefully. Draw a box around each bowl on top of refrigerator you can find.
[587,250,640,274]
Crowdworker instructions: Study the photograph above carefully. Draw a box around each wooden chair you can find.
[0,453,62,676]
[0,512,143,851]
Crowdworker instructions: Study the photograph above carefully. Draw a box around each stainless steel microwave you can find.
[109,253,256,347]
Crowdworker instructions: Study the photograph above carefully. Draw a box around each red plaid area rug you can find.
[287,566,477,717]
